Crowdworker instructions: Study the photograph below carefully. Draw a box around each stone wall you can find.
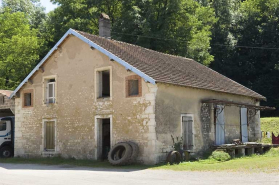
[0,92,15,117]
[14,35,158,164]
[155,83,261,162]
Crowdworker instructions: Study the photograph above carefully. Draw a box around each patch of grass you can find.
[261,117,279,144]
[1,149,279,173]
[151,148,279,172]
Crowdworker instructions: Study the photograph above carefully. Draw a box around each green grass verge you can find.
[1,148,279,173]
[151,148,279,172]
[152,155,279,172]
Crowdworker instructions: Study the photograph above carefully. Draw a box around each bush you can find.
[210,151,231,162]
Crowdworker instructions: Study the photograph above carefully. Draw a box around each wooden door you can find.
[182,116,193,150]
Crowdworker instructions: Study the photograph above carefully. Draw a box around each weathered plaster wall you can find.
[155,83,261,162]
[0,94,15,116]
[14,35,157,164]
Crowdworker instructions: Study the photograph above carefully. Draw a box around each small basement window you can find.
[22,89,34,108]
[97,70,111,98]
[126,75,142,97]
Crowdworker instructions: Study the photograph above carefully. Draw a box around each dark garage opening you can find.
[102,118,111,160]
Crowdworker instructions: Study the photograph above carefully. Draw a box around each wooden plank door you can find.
[215,105,225,145]
[241,108,248,143]
[182,116,193,150]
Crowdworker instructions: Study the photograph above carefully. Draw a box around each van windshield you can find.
[0,121,6,131]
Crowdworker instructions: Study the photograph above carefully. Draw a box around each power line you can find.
[212,43,279,50]
[112,31,279,50]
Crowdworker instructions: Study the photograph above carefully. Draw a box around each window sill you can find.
[97,97,111,101]
[22,106,34,109]
[126,95,141,98]
[42,150,59,157]
[43,103,57,106]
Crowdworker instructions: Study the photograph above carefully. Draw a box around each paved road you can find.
[0,163,279,185]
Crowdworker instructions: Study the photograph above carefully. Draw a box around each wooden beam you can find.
[39,66,44,73]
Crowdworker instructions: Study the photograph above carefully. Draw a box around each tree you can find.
[1,0,46,29]
[47,0,122,43]
[232,0,279,116]
[0,10,40,90]
[113,0,217,65]
[209,0,279,116]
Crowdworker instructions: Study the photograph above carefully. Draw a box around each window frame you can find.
[22,89,34,108]
[43,75,57,105]
[42,119,57,152]
[47,81,56,104]
[95,66,112,101]
[126,75,142,98]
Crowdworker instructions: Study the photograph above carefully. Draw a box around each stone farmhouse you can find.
[0,90,14,117]
[9,14,271,164]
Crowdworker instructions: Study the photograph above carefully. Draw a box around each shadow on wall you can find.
[0,109,14,117]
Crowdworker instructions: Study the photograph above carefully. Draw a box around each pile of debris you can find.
[108,141,139,166]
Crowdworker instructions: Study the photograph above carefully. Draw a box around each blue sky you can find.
[0,0,58,13]
[40,0,58,13]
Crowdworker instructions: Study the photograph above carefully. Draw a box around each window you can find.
[46,79,55,104]
[126,75,142,97]
[22,89,34,108]
[182,115,194,150]
[0,96,4,105]
[129,80,139,96]
[44,120,55,151]
[0,121,6,131]
[24,93,32,106]
[97,69,111,98]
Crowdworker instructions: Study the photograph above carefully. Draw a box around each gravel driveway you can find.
[0,163,279,185]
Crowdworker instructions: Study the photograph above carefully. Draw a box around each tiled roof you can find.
[0,90,13,97]
[76,30,265,100]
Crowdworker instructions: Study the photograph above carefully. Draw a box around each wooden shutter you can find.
[215,105,225,145]
[241,108,248,142]
[182,116,193,150]
[45,121,55,150]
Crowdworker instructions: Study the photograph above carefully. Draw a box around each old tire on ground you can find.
[108,143,132,166]
[0,146,13,158]
[166,151,181,165]
[127,141,139,164]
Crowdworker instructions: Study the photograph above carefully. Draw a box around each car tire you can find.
[108,143,132,166]
[166,151,181,165]
[127,141,139,164]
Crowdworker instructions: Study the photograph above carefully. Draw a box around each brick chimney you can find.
[99,13,111,38]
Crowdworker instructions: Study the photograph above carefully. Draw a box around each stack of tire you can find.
[108,141,139,166]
